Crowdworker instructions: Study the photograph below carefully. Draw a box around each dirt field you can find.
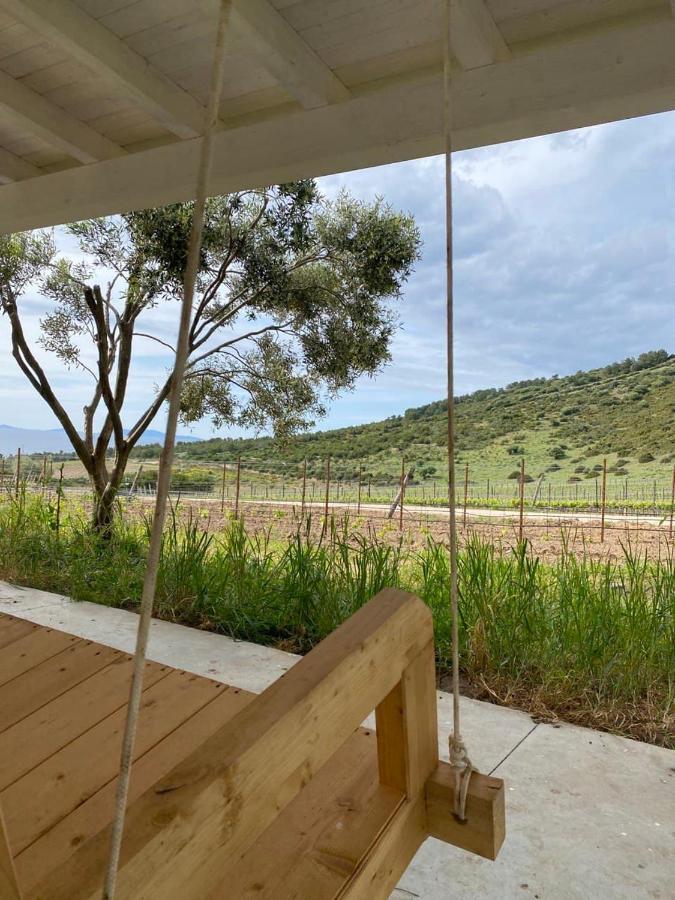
[121,496,672,563]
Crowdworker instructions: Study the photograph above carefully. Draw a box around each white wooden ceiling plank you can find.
[0,145,41,182]
[0,0,207,138]
[18,59,82,93]
[0,67,125,162]
[450,0,511,68]
[74,0,141,17]
[99,0,199,38]
[492,0,665,43]
[0,22,43,61]
[232,0,349,108]
[0,40,64,78]
[3,13,675,232]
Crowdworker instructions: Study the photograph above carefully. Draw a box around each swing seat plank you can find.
[0,590,505,900]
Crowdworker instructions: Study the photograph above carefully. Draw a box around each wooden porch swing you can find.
[0,1,505,896]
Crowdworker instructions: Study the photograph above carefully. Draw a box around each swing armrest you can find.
[426,762,506,860]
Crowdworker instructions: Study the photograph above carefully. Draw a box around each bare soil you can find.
[125,497,672,563]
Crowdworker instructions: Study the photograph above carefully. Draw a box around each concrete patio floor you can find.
[0,581,672,899]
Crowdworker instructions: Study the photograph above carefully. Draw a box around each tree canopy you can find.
[0,180,420,527]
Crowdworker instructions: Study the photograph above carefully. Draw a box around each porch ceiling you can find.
[0,0,674,232]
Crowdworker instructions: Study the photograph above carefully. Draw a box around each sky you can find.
[1,109,674,438]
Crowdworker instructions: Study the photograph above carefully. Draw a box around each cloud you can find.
[1,110,674,435]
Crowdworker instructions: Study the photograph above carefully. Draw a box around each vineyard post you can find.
[323,455,331,535]
[357,464,362,516]
[15,447,20,500]
[486,477,490,505]
[462,461,469,528]
[0,456,4,493]
[669,463,675,540]
[220,457,227,513]
[600,457,607,543]
[41,455,47,496]
[301,458,307,518]
[55,463,65,536]
[518,457,525,541]
[234,455,242,519]
[399,455,405,532]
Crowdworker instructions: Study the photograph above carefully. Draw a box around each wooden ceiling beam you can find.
[450,0,511,69]
[0,0,206,139]
[1,14,675,233]
[232,0,350,108]
[0,69,125,164]
[0,147,40,184]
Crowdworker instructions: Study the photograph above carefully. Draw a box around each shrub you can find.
[638,452,655,463]
[568,476,582,483]
[549,447,566,460]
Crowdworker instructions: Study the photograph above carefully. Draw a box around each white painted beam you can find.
[232,0,349,108]
[1,15,675,233]
[0,147,40,184]
[0,69,125,164]
[0,0,206,139]
[450,0,511,69]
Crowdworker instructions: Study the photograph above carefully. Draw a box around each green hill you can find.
[137,349,675,489]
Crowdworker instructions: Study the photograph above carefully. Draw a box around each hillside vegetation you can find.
[139,349,674,487]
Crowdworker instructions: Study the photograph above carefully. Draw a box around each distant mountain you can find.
[0,425,199,456]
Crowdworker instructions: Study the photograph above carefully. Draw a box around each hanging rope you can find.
[443,0,474,821]
[101,3,232,896]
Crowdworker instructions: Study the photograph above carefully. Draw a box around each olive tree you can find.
[0,180,420,530]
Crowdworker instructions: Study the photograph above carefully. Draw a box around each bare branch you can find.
[133,332,176,353]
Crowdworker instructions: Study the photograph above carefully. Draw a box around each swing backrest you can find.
[40,588,440,899]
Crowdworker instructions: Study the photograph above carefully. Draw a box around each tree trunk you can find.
[92,486,118,534]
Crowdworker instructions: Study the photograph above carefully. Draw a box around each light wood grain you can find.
[426,762,506,860]
[0,804,21,900]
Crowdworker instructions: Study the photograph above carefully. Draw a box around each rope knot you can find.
[448,735,474,822]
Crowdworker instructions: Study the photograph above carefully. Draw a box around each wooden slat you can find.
[0,640,121,733]
[339,795,427,900]
[2,669,223,855]
[31,589,433,900]
[217,729,401,899]
[0,804,21,900]
[0,628,78,687]
[0,656,169,791]
[426,763,506,861]
[21,685,254,897]
[0,617,37,651]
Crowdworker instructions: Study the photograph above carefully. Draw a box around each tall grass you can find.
[0,493,672,745]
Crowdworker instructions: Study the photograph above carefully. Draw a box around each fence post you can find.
[235,455,242,518]
[462,461,469,528]
[357,464,362,516]
[220,457,227,513]
[56,463,64,536]
[600,457,607,543]
[399,455,405,532]
[301,458,307,518]
[0,456,4,494]
[518,457,525,542]
[323,455,331,535]
[669,463,675,540]
[15,447,21,500]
